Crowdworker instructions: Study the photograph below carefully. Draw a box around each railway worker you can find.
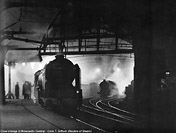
[28,82,32,99]
[15,82,20,99]
[22,81,28,99]
[22,81,31,99]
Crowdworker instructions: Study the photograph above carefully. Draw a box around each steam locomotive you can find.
[34,54,82,114]
[98,79,119,98]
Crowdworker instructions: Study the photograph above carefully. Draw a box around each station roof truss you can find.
[1,0,133,63]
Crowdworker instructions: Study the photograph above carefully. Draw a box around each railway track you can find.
[21,100,65,130]
[9,100,66,130]
[18,99,108,132]
[88,98,136,122]
[8,98,147,132]
[94,100,135,122]
[71,98,141,133]
[80,97,150,131]
[30,98,117,132]
[106,98,158,128]
[98,98,135,119]
[107,98,135,116]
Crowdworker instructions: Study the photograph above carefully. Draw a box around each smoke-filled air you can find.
[5,54,134,98]
[68,54,134,96]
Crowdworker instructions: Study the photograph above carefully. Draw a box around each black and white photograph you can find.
[0,0,176,133]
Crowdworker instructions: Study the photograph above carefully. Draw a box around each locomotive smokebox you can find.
[34,54,82,114]
[99,79,119,98]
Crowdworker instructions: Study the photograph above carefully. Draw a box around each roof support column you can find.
[0,43,5,105]
[133,30,152,116]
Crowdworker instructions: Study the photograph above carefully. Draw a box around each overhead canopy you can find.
[3,0,176,64]
[0,0,135,63]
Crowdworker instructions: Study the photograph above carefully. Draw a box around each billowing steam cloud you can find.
[69,54,134,96]
[6,55,133,99]
[5,56,55,97]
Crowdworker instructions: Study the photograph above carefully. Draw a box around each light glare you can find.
[95,68,101,73]
[22,62,25,66]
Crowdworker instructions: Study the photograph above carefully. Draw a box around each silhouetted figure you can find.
[15,82,20,99]
[23,81,31,99]
[28,82,32,99]
[23,81,27,99]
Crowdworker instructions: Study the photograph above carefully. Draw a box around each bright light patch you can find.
[22,62,25,66]
[116,67,120,72]
[31,62,34,69]
[95,68,101,73]
[38,64,43,70]
[166,71,170,75]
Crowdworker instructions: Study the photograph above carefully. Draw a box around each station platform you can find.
[0,99,96,133]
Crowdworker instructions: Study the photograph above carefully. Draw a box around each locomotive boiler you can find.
[34,54,82,114]
[98,79,119,98]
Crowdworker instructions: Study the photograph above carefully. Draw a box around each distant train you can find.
[34,54,82,114]
[98,79,119,98]
[124,80,134,102]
